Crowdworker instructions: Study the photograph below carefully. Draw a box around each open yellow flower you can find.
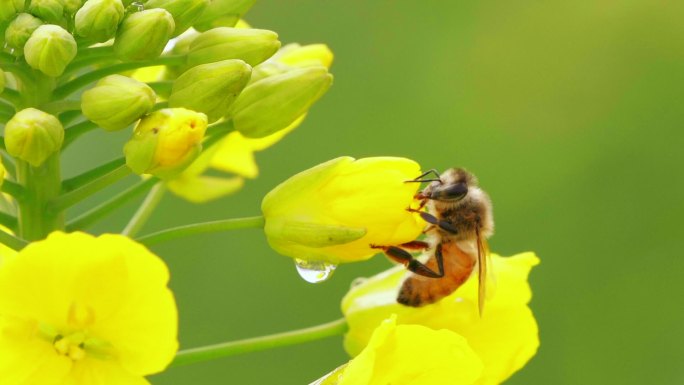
[342,252,540,385]
[262,156,425,265]
[312,315,483,385]
[0,232,178,385]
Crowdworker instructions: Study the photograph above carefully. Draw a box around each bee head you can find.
[423,168,476,202]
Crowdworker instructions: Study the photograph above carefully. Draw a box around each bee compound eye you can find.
[438,182,468,200]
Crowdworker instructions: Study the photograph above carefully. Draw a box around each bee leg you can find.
[407,208,458,234]
[399,240,430,250]
[370,245,444,278]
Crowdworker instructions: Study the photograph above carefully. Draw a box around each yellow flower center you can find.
[53,332,87,361]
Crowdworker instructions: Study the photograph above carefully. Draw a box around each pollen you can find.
[54,332,87,361]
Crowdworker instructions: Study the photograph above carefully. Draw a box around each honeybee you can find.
[372,168,494,313]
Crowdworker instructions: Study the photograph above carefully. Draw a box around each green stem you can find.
[0,153,16,179]
[40,100,81,115]
[170,318,348,368]
[152,101,169,111]
[0,228,28,251]
[66,178,157,231]
[53,55,186,99]
[62,157,126,192]
[0,180,26,201]
[136,216,265,246]
[148,81,174,98]
[63,120,98,149]
[0,88,22,107]
[0,101,15,115]
[49,164,131,212]
[122,182,166,237]
[16,156,64,241]
[0,211,18,231]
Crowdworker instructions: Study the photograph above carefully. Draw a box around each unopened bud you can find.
[5,108,64,167]
[187,27,280,68]
[193,0,255,31]
[113,8,175,61]
[0,0,25,24]
[81,75,156,131]
[4,13,42,55]
[75,0,125,43]
[64,0,85,14]
[251,43,334,83]
[124,108,208,179]
[144,0,208,37]
[28,0,65,24]
[229,66,332,138]
[278,44,334,69]
[169,59,251,122]
[24,25,77,77]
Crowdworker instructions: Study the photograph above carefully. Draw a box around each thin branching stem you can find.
[122,182,166,237]
[170,318,348,368]
[136,216,265,246]
[49,164,131,212]
[0,229,28,251]
[66,178,157,231]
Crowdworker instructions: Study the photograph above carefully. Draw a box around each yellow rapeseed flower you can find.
[262,156,425,265]
[0,232,178,385]
[342,252,540,385]
[312,315,483,385]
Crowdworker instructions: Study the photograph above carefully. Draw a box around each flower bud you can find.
[278,43,334,69]
[75,0,125,43]
[5,108,64,167]
[113,8,175,61]
[4,13,43,55]
[28,0,65,24]
[187,27,280,68]
[0,0,24,24]
[169,59,251,123]
[124,108,208,179]
[24,25,77,77]
[144,0,208,37]
[63,0,85,14]
[81,75,156,131]
[262,157,425,265]
[193,0,255,31]
[251,43,333,83]
[229,66,332,138]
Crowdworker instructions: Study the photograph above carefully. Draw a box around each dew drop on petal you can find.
[295,259,337,283]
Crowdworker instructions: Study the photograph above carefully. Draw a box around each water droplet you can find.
[295,259,337,283]
[350,277,368,288]
[128,1,145,12]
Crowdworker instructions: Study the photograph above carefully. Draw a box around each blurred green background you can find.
[64,1,684,384]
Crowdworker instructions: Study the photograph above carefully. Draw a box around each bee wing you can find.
[476,227,492,316]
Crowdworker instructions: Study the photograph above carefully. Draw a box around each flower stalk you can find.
[171,318,348,368]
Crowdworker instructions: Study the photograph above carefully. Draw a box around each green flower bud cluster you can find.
[0,0,333,188]
[0,0,262,76]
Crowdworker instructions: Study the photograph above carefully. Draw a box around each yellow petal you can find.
[342,253,540,385]
[0,317,72,385]
[0,232,178,381]
[66,356,151,385]
[166,174,244,203]
[210,115,304,178]
[317,316,483,385]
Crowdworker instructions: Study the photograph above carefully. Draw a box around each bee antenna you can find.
[404,169,443,184]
